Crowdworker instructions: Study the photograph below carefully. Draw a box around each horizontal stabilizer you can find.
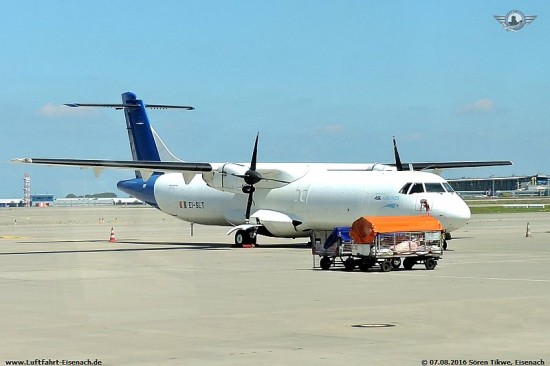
[64,103,194,110]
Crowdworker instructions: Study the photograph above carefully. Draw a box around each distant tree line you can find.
[65,192,118,198]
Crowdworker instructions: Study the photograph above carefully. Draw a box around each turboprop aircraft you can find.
[13,92,512,247]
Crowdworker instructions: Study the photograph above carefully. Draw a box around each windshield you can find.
[442,182,455,192]
[399,181,454,194]
[409,183,425,194]
[399,182,412,194]
[425,183,446,193]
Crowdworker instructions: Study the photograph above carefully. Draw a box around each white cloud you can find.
[401,132,425,142]
[456,98,495,114]
[316,123,346,133]
[38,103,96,117]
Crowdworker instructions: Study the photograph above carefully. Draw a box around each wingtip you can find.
[10,158,32,164]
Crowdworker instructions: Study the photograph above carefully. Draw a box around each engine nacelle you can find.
[202,163,250,193]
[250,209,302,237]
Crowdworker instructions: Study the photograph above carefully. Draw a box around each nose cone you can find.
[453,198,471,229]
[433,195,471,232]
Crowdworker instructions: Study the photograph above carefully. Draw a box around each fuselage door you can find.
[295,181,310,204]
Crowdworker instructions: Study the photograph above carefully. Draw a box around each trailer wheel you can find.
[424,258,437,270]
[380,260,392,272]
[320,256,332,270]
[391,257,402,269]
[344,257,355,271]
[403,257,415,270]
[359,258,373,272]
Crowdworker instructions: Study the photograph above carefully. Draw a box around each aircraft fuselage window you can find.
[408,182,425,194]
[424,183,446,193]
[442,182,455,192]
[399,182,412,194]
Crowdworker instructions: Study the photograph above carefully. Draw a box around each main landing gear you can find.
[234,229,257,247]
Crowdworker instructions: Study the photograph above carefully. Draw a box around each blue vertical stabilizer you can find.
[119,92,164,205]
[122,92,162,164]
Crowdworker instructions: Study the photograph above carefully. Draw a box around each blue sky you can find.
[2,1,548,198]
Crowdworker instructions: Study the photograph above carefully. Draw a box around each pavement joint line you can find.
[391,273,550,283]
[441,257,550,265]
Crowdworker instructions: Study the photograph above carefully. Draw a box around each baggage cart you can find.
[312,216,444,272]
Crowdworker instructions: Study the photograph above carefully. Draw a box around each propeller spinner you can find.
[231,133,291,222]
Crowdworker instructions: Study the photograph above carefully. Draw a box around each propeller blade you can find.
[243,133,262,185]
[244,133,260,222]
[250,133,259,171]
[245,191,254,221]
[393,137,404,171]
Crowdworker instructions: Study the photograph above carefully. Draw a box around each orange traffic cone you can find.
[109,227,117,242]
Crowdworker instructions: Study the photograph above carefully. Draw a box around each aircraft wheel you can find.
[234,230,247,246]
[403,257,415,270]
[235,230,256,247]
[343,257,355,271]
[320,256,332,270]
[391,257,402,269]
[425,258,437,270]
[380,260,392,272]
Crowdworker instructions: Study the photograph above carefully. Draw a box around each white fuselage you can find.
[151,163,470,237]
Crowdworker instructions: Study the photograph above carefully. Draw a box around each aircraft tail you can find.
[122,92,182,161]
[121,92,184,178]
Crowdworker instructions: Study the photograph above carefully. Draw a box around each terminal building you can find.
[0,199,24,208]
[0,196,144,208]
[448,175,550,197]
[53,197,144,206]
[30,194,55,207]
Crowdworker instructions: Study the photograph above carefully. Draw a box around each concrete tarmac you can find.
[1,206,549,366]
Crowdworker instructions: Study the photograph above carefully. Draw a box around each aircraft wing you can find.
[394,160,513,171]
[11,158,212,173]
[10,158,302,187]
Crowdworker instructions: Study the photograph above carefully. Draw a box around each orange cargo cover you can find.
[350,215,444,244]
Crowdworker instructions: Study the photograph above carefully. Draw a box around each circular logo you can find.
[505,10,526,31]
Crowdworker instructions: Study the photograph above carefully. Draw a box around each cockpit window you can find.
[425,183,446,193]
[443,182,455,192]
[400,182,452,194]
[399,182,412,194]
[408,183,425,194]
